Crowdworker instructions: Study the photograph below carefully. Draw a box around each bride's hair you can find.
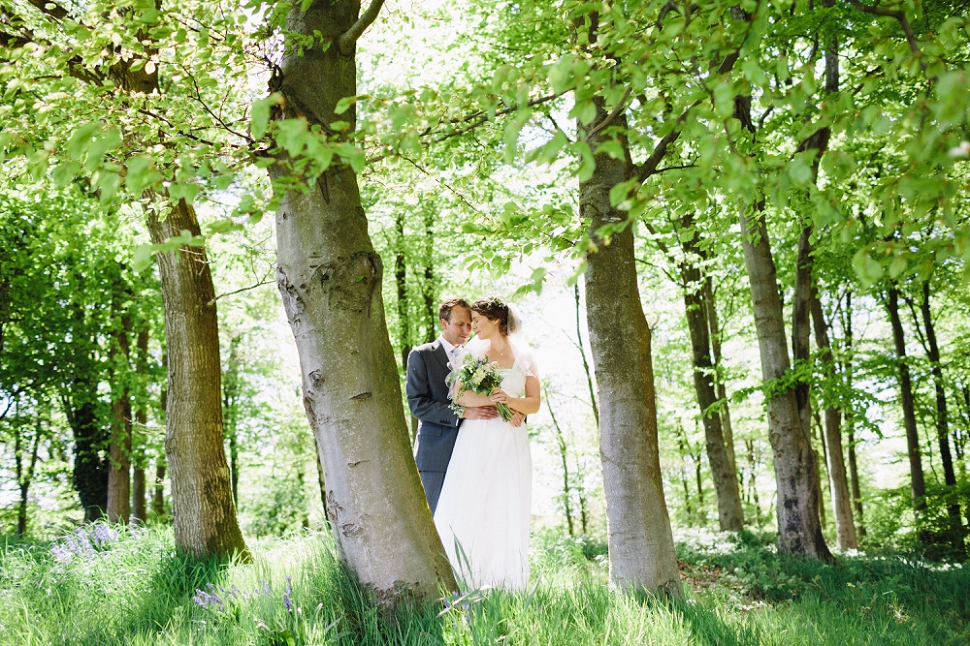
[471,297,509,336]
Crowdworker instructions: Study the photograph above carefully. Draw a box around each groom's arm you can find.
[406,349,459,427]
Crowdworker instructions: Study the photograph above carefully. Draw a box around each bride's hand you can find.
[489,389,510,404]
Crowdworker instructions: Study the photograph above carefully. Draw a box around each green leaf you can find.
[67,123,100,160]
[84,127,122,172]
[334,95,356,115]
[851,248,883,287]
[250,94,281,140]
[132,243,156,272]
[125,156,161,194]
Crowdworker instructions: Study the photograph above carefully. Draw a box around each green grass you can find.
[0,525,966,645]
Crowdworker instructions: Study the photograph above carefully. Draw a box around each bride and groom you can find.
[406,297,540,591]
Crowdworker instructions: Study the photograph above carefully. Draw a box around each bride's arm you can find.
[490,376,540,415]
[454,390,495,408]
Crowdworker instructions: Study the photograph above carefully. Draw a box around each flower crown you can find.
[484,296,507,311]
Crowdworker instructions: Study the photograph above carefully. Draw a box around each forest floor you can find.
[0,525,967,645]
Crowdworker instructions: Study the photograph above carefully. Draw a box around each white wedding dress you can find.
[433,340,536,591]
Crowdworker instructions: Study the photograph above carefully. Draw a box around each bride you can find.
[433,297,540,591]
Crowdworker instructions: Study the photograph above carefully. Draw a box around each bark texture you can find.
[148,198,247,558]
[739,208,831,559]
[581,99,680,594]
[270,0,455,604]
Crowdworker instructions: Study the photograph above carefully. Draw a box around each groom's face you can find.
[441,306,472,346]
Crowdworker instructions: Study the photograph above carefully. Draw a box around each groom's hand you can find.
[463,406,499,420]
[509,411,526,427]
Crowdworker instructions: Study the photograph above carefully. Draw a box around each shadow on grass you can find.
[671,598,763,646]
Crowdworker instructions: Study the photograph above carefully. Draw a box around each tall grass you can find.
[0,525,966,645]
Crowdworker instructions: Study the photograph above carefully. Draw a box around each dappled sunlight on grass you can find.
[0,525,966,645]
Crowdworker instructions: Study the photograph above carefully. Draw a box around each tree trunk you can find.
[223,336,242,504]
[792,227,813,448]
[811,293,857,549]
[545,388,575,537]
[269,0,455,604]
[575,283,599,426]
[843,290,865,536]
[581,99,680,594]
[703,275,737,477]
[886,286,927,515]
[148,198,247,558]
[917,280,963,547]
[422,208,437,344]
[738,206,831,559]
[15,423,41,535]
[64,385,109,521]
[812,412,827,529]
[107,287,132,524]
[131,327,149,525]
[152,461,166,517]
[679,215,743,530]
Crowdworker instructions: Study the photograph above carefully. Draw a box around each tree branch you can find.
[209,280,275,305]
[844,0,921,58]
[586,87,632,139]
[27,0,68,21]
[338,0,385,56]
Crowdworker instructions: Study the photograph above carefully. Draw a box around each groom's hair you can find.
[439,298,471,323]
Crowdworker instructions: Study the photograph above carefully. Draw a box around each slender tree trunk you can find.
[738,205,831,559]
[268,0,455,604]
[581,98,679,594]
[312,433,330,530]
[745,439,762,523]
[679,214,743,530]
[575,283,599,426]
[131,327,149,524]
[703,275,737,477]
[15,423,41,535]
[223,336,242,504]
[546,388,575,537]
[152,462,166,517]
[917,280,963,547]
[422,209,437,343]
[812,412,827,529]
[148,198,247,557]
[886,286,927,517]
[812,293,858,549]
[843,290,866,536]
[107,288,132,524]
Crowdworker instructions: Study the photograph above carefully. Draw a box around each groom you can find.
[406,298,498,513]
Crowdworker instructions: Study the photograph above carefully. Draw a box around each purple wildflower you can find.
[50,543,73,564]
[283,576,293,612]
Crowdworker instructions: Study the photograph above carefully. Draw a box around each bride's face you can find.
[471,312,501,340]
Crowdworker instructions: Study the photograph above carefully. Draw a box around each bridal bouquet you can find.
[448,353,514,422]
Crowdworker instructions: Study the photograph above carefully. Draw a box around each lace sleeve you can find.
[513,343,539,379]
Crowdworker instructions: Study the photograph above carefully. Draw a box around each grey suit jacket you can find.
[406,338,460,474]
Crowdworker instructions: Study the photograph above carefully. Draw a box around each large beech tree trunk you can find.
[581,99,679,594]
[738,207,831,559]
[886,286,927,516]
[679,215,743,531]
[811,293,857,549]
[269,0,455,604]
[148,198,247,557]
